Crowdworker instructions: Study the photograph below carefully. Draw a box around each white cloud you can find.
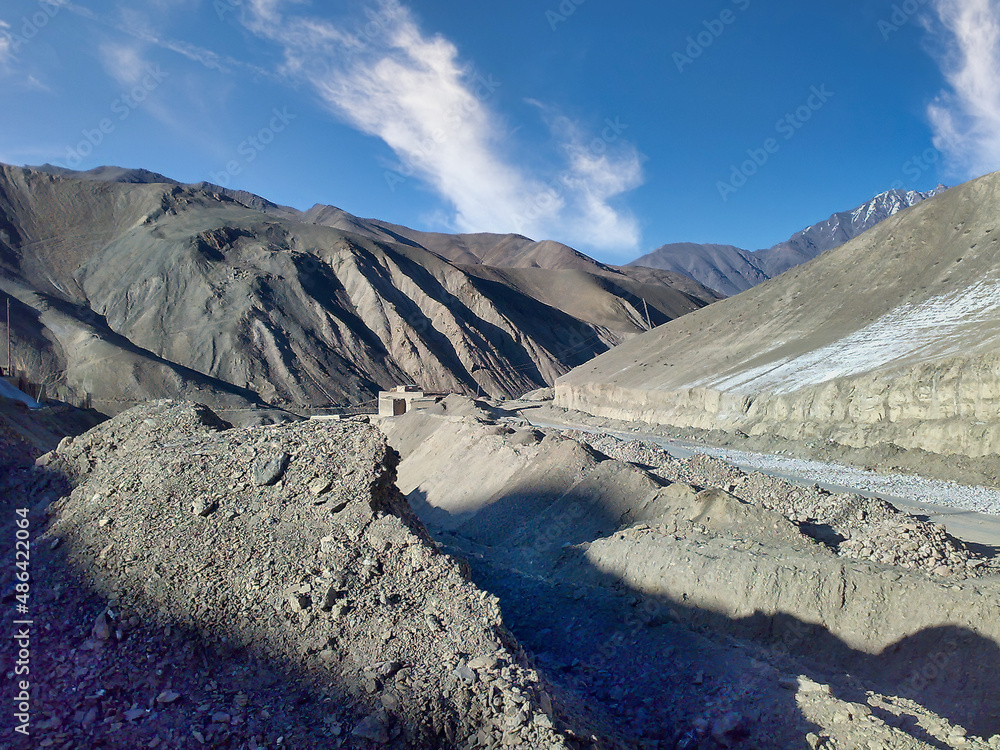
[111,7,230,73]
[0,19,13,71]
[99,42,148,86]
[242,0,643,252]
[928,0,1000,178]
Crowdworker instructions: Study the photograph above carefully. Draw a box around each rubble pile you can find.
[568,431,999,578]
[15,401,578,749]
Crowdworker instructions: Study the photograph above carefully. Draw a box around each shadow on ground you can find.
[408,482,1000,748]
[1,466,360,749]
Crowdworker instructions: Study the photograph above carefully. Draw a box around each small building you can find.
[378,385,441,417]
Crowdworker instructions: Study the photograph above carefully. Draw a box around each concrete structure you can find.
[378,385,441,417]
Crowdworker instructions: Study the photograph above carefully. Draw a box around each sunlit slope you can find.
[557,171,1000,457]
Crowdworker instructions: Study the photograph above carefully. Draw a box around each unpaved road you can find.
[524,414,1000,549]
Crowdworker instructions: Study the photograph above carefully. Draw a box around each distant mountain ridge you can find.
[4,163,719,415]
[27,163,701,289]
[629,186,948,295]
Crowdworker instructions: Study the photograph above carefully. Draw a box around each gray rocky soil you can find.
[381,396,1000,749]
[523,402,1000,493]
[1,401,588,749]
[4,396,1000,749]
[560,429,999,577]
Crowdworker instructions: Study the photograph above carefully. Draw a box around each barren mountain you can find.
[756,185,949,277]
[0,164,717,415]
[302,210,596,271]
[557,170,1000,458]
[301,202,725,305]
[627,242,769,296]
[629,186,946,295]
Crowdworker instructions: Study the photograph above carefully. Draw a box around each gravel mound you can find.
[566,431,999,578]
[21,400,575,749]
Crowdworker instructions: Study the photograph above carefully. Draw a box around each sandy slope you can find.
[557,170,1000,457]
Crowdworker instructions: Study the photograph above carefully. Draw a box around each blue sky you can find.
[1,0,999,262]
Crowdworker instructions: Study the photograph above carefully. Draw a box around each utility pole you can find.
[642,299,652,331]
[5,296,9,378]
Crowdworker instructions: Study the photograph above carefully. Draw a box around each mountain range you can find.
[1,162,952,417]
[0,164,718,415]
[628,186,948,295]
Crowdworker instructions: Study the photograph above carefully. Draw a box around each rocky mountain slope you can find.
[629,186,946,295]
[1,164,718,415]
[756,186,949,277]
[557,170,1000,458]
[301,207,602,272]
[625,242,769,297]
[31,163,705,284]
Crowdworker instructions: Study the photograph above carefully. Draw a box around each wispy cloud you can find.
[60,2,268,77]
[111,8,232,74]
[241,0,643,251]
[0,19,14,72]
[99,42,148,86]
[927,0,1000,178]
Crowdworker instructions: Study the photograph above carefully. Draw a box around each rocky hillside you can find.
[626,242,769,296]
[756,185,949,278]
[2,400,588,749]
[558,170,1000,458]
[629,186,946,295]
[1,164,718,415]
[31,162,708,284]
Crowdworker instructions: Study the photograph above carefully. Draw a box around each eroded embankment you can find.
[380,397,1000,738]
[556,172,1000,460]
[555,349,1000,458]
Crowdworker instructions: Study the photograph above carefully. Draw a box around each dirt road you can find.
[523,413,1000,548]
